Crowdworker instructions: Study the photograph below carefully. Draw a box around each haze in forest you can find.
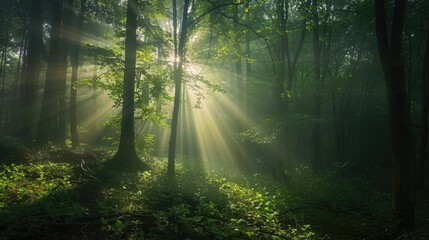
[0,0,428,239]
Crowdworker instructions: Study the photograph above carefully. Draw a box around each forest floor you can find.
[1,148,429,240]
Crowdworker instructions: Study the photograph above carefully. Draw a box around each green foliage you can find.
[124,162,317,239]
[0,162,87,238]
[238,118,282,144]
[281,165,391,238]
[0,163,72,206]
[0,155,411,240]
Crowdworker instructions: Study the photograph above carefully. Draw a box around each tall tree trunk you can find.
[276,0,286,114]
[168,0,190,178]
[286,0,309,101]
[70,0,87,149]
[375,0,416,231]
[37,0,64,146]
[0,28,10,134]
[233,4,243,105]
[418,29,429,190]
[311,0,322,171]
[7,28,27,137]
[112,0,142,168]
[56,0,75,145]
[245,0,251,110]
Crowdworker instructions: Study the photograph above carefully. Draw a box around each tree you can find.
[57,0,75,145]
[20,0,45,144]
[37,0,65,146]
[70,0,87,149]
[111,0,143,168]
[233,3,243,105]
[168,0,191,178]
[419,29,429,190]
[311,0,322,171]
[374,0,416,231]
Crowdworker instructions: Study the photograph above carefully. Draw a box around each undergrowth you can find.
[1,154,426,239]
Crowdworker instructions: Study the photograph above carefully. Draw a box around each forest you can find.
[0,0,428,239]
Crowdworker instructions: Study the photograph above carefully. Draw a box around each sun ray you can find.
[174,62,260,170]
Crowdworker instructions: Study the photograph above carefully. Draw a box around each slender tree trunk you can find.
[17,0,44,145]
[286,3,308,99]
[5,27,29,136]
[0,29,10,134]
[332,91,341,162]
[37,0,64,146]
[233,4,243,105]
[375,0,416,231]
[276,0,286,114]
[92,57,98,134]
[418,30,429,190]
[70,0,87,149]
[112,0,142,168]
[312,0,322,171]
[56,0,75,145]
[245,0,251,110]
[168,0,190,178]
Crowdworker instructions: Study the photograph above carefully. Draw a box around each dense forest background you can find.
[0,0,429,239]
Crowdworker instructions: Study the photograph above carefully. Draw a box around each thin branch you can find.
[188,2,242,29]
[206,0,284,92]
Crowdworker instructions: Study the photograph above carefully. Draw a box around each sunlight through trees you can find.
[1,0,429,239]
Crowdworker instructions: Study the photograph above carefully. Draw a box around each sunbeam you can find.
[169,62,258,170]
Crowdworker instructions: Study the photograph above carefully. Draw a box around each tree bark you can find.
[168,0,190,178]
[233,4,243,105]
[7,27,27,137]
[0,28,10,134]
[418,29,429,190]
[245,0,251,110]
[56,0,75,145]
[311,0,322,171]
[70,0,87,149]
[276,0,287,113]
[375,0,416,231]
[112,0,142,168]
[37,0,65,146]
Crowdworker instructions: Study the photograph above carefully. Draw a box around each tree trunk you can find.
[375,0,416,231]
[112,0,142,168]
[0,28,10,134]
[418,29,429,190]
[56,0,75,145]
[311,0,322,171]
[7,28,27,137]
[70,0,87,149]
[276,0,286,114]
[245,0,251,110]
[37,0,64,146]
[168,0,190,178]
[233,4,243,105]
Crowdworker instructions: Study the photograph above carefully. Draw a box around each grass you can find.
[0,150,428,239]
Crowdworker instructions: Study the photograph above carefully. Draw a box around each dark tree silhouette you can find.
[375,0,416,231]
[311,0,322,171]
[20,0,44,144]
[70,0,87,149]
[37,0,65,146]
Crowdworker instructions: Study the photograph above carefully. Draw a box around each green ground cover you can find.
[1,150,428,239]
